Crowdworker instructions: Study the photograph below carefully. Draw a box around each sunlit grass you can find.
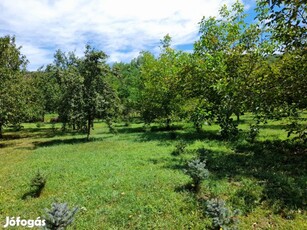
[0,115,306,229]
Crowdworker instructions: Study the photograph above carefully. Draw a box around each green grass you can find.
[0,116,306,229]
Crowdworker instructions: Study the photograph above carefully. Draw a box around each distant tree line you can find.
[0,1,306,141]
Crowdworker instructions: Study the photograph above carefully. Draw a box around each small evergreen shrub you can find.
[44,202,78,230]
[183,158,209,192]
[30,170,46,198]
[205,198,239,230]
[172,140,187,156]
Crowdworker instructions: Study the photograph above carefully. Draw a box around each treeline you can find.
[0,1,306,141]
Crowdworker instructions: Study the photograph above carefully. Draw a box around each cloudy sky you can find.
[0,0,256,70]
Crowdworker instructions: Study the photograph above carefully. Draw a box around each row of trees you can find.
[0,40,118,140]
[0,1,306,140]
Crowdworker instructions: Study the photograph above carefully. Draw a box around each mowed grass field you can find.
[0,114,306,229]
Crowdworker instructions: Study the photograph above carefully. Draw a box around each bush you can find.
[205,198,239,230]
[247,124,259,142]
[217,116,239,139]
[106,118,117,134]
[44,202,78,230]
[287,122,307,143]
[172,140,187,156]
[183,158,209,192]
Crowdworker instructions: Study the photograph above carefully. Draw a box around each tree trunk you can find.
[166,118,171,131]
[41,112,45,122]
[236,113,240,122]
[86,115,91,141]
[0,123,2,139]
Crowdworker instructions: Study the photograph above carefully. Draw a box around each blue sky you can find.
[0,0,257,71]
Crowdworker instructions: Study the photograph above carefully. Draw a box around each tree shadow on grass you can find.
[21,188,44,200]
[167,139,306,211]
[116,126,146,134]
[258,124,289,130]
[2,128,76,141]
[138,129,222,144]
[206,140,306,211]
[0,143,9,148]
[33,136,105,148]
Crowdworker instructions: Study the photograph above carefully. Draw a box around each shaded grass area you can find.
[0,115,306,229]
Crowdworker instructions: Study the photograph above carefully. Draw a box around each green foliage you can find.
[140,37,188,127]
[0,35,28,138]
[191,1,271,138]
[190,106,213,132]
[256,0,307,50]
[47,46,118,140]
[287,122,307,143]
[217,116,239,140]
[31,171,46,191]
[22,170,46,199]
[110,59,142,122]
[247,124,260,142]
[171,140,187,156]
[205,198,239,230]
[44,202,78,230]
[183,158,209,192]
[106,117,117,134]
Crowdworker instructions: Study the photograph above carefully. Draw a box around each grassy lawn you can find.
[0,115,306,229]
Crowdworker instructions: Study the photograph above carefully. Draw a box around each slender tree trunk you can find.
[166,118,171,131]
[0,123,3,139]
[236,113,240,122]
[41,112,45,122]
[87,115,91,141]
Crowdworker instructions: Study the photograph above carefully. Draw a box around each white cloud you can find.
[0,0,248,70]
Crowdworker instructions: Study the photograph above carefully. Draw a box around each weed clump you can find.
[183,158,209,192]
[43,202,78,230]
[205,198,239,230]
